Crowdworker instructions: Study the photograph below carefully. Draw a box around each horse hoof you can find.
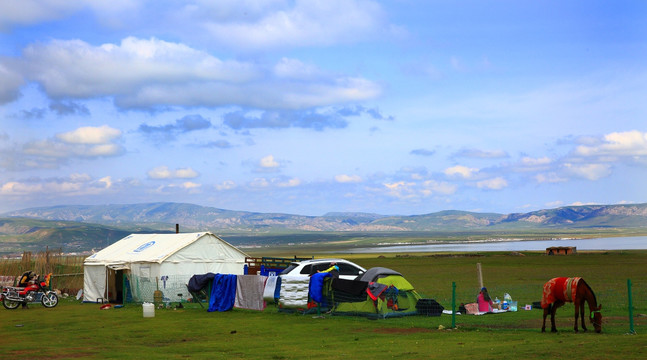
[551,329,558,333]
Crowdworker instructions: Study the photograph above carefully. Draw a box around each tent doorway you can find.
[106,265,128,303]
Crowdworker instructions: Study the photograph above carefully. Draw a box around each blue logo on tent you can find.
[133,241,155,253]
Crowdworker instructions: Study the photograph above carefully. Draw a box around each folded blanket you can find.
[309,272,331,305]
[188,273,216,292]
[208,274,237,312]
[366,282,388,301]
[235,275,267,311]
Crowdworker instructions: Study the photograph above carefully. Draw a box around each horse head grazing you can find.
[591,304,602,333]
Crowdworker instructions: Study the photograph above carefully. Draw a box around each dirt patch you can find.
[467,322,537,330]
[369,327,433,334]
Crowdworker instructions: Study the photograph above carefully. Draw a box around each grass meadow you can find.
[1,250,646,359]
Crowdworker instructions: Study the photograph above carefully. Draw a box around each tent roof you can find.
[84,232,246,265]
[357,267,402,282]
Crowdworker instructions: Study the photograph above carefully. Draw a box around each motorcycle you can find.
[1,273,58,309]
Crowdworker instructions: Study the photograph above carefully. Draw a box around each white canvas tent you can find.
[83,232,248,303]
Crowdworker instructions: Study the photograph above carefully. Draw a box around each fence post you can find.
[452,281,456,329]
[627,279,635,334]
[476,263,483,290]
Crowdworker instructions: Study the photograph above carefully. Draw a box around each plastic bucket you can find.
[509,301,518,312]
[142,302,155,318]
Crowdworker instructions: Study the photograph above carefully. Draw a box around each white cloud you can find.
[22,37,258,97]
[517,156,553,174]
[250,177,270,188]
[476,177,508,190]
[259,155,280,169]
[0,0,138,30]
[175,168,200,179]
[383,181,417,200]
[421,180,457,196]
[180,181,201,190]
[57,125,121,144]
[335,174,362,183]
[0,173,113,197]
[153,181,203,194]
[0,181,41,195]
[277,178,301,187]
[200,0,387,50]
[18,37,381,110]
[0,62,24,104]
[575,130,647,157]
[382,179,456,200]
[215,180,237,191]
[274,58,322,80]
[569,201,599,206]
[147,166,199,179]
[1,125,124,170]
[98,176,112,189]
[563,163,611,181]
[444,165,478,179]
[534,172,567,184]
[520,156,551,166]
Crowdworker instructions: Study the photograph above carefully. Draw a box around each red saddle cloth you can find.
[541,277,581,309]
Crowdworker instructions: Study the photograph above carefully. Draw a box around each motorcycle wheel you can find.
[2,297,21,310]
[41,292,58,308]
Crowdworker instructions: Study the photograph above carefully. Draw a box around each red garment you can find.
[477,293,493,312]
[541,277,581,309]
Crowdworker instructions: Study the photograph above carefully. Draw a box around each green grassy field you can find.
[1,251,646,359]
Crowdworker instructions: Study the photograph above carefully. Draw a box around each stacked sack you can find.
[279,276,310,308]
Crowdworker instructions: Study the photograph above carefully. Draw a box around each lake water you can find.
[343,236,647,253]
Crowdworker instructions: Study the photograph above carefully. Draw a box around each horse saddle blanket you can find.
[541,277,581,309]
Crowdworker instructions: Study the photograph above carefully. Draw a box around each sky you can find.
[1,1,646,216]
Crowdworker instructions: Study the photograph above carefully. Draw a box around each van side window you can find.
[299,265,312,275]
[338,263,361,275]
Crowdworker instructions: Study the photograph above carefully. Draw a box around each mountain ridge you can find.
[2,202,647,254]
[4,201,647,231]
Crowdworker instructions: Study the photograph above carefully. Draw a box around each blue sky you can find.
[1,0,646,216]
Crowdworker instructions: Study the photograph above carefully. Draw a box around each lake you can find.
[343,236,647,253]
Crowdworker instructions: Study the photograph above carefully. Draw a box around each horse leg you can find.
[542,305,550,332]
[580,300,587,332]
[573,300,580,332]
[551,301,564,333]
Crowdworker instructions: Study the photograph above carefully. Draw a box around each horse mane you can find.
[580,279,597,305]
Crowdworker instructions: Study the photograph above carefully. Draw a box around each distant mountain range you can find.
[2,202,647,254]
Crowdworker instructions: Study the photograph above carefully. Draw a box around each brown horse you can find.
[541,277,602,333]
